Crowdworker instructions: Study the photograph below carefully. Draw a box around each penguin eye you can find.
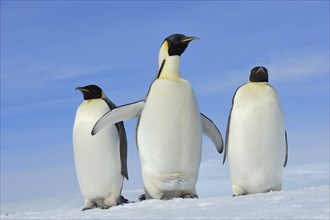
[176,37,183,43]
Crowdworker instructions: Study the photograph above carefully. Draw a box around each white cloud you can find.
[44,64,117,81]
[268,49,329,82]
[196,70,247,94]
[1,63,117,90]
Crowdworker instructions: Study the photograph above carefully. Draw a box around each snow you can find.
[1,161,329,219]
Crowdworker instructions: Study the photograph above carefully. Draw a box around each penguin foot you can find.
[81,204,98,211]
[138,191,153,201]
[232,193,247,197]
[100,205,110,210]
[181,193,198,199]
[118,195,129,204]
[138,194,146,201]
[232,185,247,197]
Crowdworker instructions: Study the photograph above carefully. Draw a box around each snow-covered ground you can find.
[1,160,329,219]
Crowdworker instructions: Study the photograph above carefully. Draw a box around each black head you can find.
[165,34,198,56]
[75,85,103,100]
[249,66,269,82]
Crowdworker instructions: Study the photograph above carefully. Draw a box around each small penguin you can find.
[223,66,288,196]
[92,34,223,200]
[73,85,128,210]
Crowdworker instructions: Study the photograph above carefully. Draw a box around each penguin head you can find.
[75,85,105,100]
[249,66,269,83]
[165,34,199,56]
[158,34,198,68]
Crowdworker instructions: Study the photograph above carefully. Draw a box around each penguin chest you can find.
[228,84,286,190]
[73,100,122,199]
[137,79,202,174]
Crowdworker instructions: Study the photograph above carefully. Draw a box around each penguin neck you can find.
[248,81,269,85]
[159,56,181,80]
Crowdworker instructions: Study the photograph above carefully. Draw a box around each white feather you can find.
[137,66,202,198]
[228,83,286,195]
[201,114,223,153]
[92,101,145,135]
[73,99,123,207]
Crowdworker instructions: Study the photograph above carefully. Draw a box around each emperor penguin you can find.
[223,66,288,196]
[73,85,128,210]
[92,34,223,200]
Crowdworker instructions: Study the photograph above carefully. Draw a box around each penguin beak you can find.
[256,67,265,74]
[75,87,89,92]
[181,36,199,43]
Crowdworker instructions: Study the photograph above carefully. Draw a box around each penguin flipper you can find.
[223,87,239,165]
[117,121,129,180]
[223,107,233,165]
[284,130,288,167]
[102,98,130,180]
[92,100,145,135]
[201,113,223,154]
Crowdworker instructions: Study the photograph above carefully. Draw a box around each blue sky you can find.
[1,1,329,203]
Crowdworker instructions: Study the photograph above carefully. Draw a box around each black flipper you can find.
[201,113,223,153]
[223,84,245,165]
[103,98,129,180]
[284,130,288,167]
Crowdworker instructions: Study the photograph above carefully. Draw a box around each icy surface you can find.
[1,161,329,219]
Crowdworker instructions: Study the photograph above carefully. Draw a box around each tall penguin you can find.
[223,66,288,196]
[92,34,223,200]
[73,85,128,210]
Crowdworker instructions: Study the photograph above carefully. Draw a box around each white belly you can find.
[228,83,286,194]
[73,100,123,200]
[137,79,202,193]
